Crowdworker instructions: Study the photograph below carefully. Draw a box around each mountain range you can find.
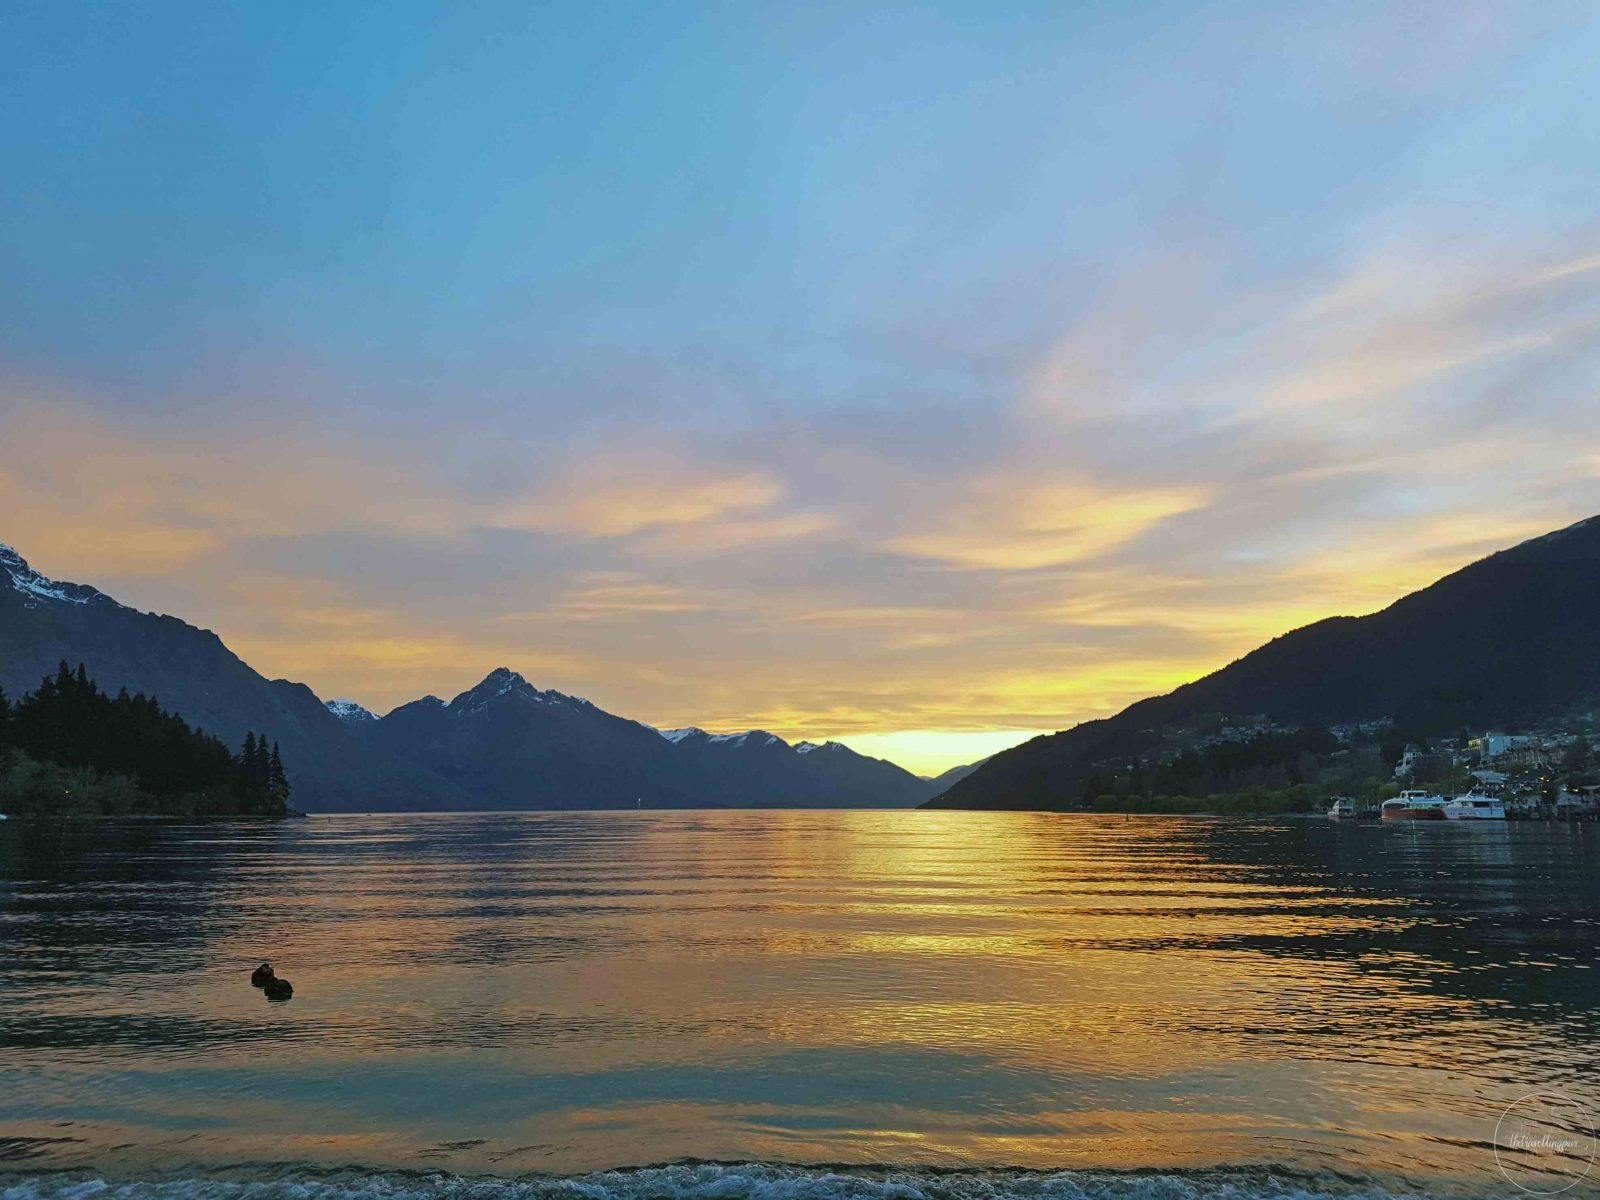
[8,515,1597,815]
[926,515,1600,810]
[0,542,943,811]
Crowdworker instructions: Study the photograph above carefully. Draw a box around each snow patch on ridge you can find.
[1539,514,1597,541]
[479,667,531,698]
[1516,513,1599,550]
[325,698,378,724]
[455,668,593,713]
[664,728,829,751]
[660,729,789,748]
[708,731,786,747]
[0,542,103,608]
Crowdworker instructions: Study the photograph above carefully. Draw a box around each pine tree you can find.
[268,741,289,801]
[242,731,258,782]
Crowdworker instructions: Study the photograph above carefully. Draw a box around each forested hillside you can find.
[0,662,290,817]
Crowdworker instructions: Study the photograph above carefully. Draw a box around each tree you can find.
[1080,769,1108,805]
[1292,750,1320,786]
[253,734,270,787]
[241,732,259,784]
[267,741,289,802]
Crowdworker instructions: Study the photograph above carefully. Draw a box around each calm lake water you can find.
[1,811,1596,1200]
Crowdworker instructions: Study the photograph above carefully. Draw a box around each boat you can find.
[1381,790,1448,821]
[1326,797,1358,820]
[1443,791,1508,820]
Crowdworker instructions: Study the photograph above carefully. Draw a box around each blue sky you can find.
[4,2,1600,772]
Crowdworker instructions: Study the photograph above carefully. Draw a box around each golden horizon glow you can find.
[0,512,1554,776]
[5,243,1600,777]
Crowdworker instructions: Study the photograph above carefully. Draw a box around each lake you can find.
[1,811,1596,1200]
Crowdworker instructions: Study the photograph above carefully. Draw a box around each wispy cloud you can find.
[887,475,1210,570]
[495,456,785,538]
[532,574,727,619]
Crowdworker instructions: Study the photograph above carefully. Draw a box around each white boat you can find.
[1443,791,1507,820]
[1326,797,1357,820]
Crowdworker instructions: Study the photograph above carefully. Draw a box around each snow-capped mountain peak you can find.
[709,730,786,748]
[325,698,378,725]
[451,667,592,713]
[479,667,532,696]
[0,542,107,608]
[659,727,789,749]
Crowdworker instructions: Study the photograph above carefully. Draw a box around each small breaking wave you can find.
[0,1163,1480,1200]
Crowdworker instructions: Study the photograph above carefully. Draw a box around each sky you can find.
[3,2,1600,775]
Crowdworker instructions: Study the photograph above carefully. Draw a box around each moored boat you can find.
[1382,790,1448,821]
[1327,797,1358,820]
[1443,791,1507,820]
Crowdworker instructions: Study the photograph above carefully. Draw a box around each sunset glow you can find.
[4,4,1600,775]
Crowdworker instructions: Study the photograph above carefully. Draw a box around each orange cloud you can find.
[638,509,837,555]
[528,574,727,619]
[495,457,784,538]
[0,398,471,578]
[888,477,1210,570]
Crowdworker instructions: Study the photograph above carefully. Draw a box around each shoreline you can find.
[0,1160,1484,1200]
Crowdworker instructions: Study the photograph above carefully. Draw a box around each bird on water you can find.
[251,961,294,1000]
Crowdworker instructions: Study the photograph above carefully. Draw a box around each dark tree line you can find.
[0,661,289,817]
[239,731,289,797]
[1080,726,1341,806]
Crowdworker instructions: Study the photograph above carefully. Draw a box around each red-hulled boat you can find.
[1381,790,1448,821]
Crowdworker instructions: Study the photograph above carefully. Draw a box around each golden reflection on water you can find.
[0,811,1597,1188]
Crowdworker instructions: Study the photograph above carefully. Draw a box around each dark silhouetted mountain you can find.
[359,670,936,809]
[359,668,688,809]
[927,515,1600,810]
[0,543,470,811]
[1,543,936,810]
[658,726,933,808]
[926,759,986,790]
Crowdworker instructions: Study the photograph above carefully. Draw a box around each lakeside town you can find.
[1067,710,1600,820]
[1367,723,1600,820]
